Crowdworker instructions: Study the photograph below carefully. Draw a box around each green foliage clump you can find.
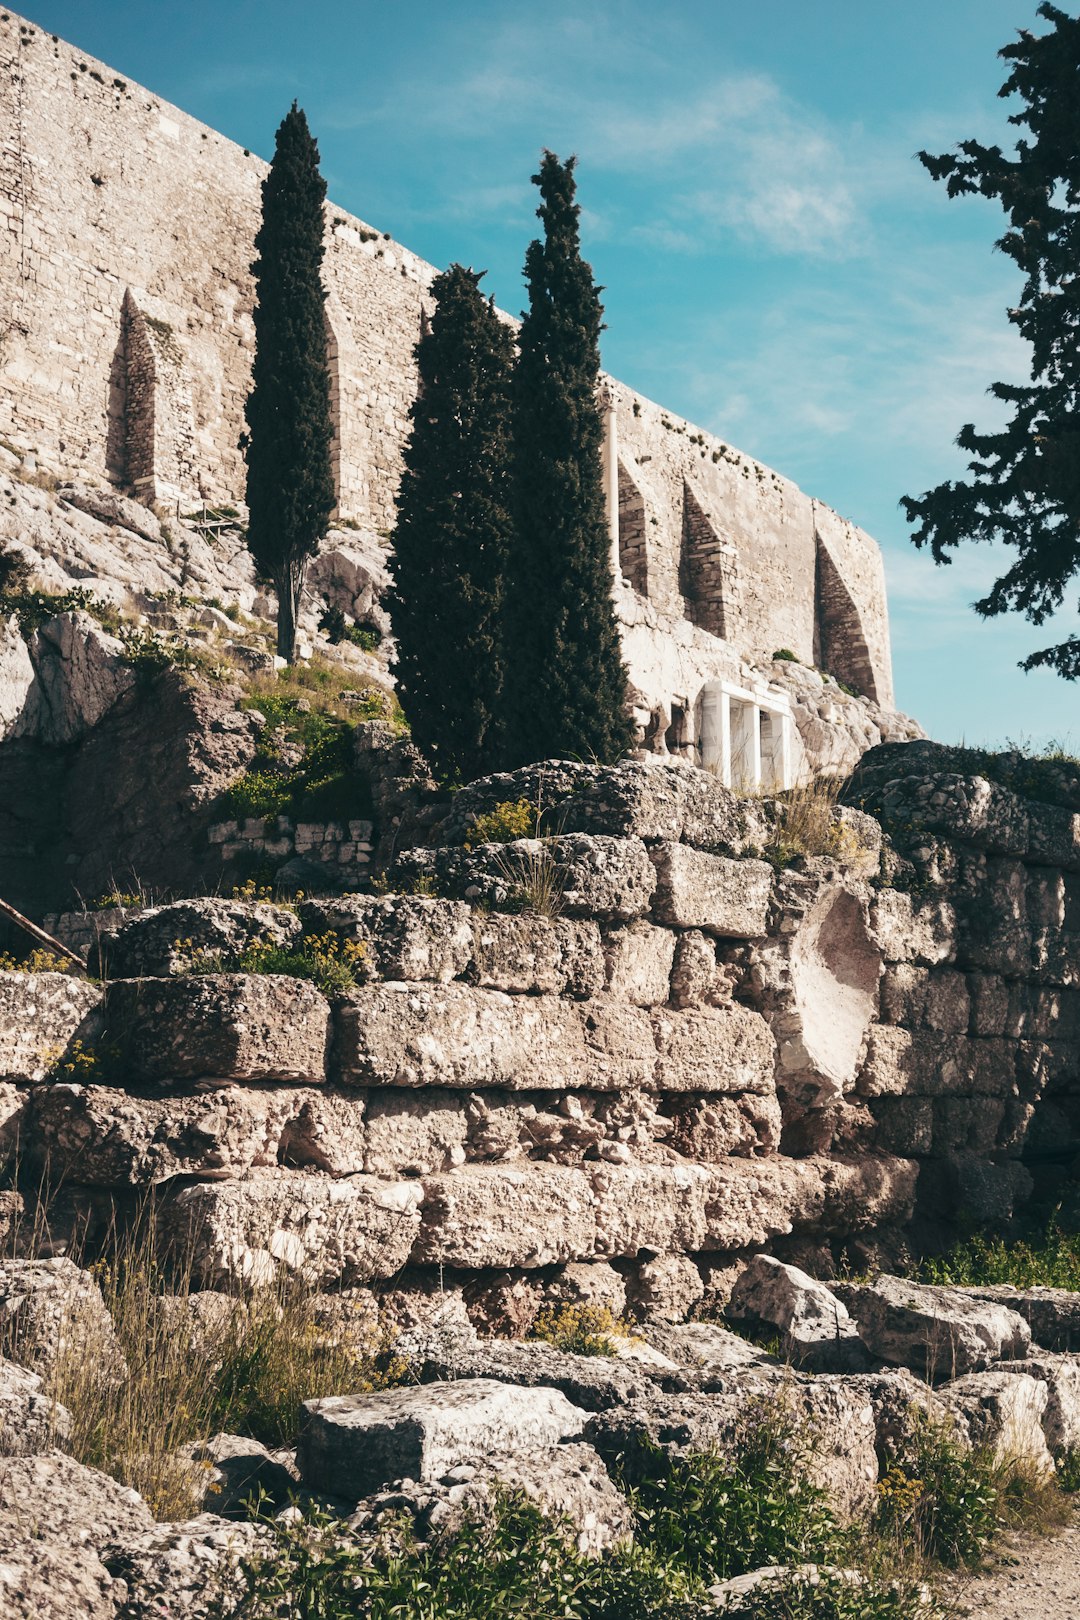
[0,947,80,975]
[772,648,800,663]
[175,931,369,998]
[501,153,634,771]
[389,263,514,785]
[227,690,373,824]
[527,1303,636,1357]
[875,1418,998,1568]
[244,104,335,662]
[463,797,537,847]
[916,1221,1080,1292]
[318,603,382,652]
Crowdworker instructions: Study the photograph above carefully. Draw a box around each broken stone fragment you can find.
[939,1369,1053,1472]
[298,1378,586,1499]
[648,843,773,935]
[837,1274,1030,1380]
[105,973,331,1085]
[994,1356,1080,1453]
[952,1284,1080,1352]
[0,1357,72,1455]
[0,1256,125,1384]
[727,1255,864,1370]
[0,971,102,1085]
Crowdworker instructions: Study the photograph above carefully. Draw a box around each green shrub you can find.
[228,687,375,823]
[176,932,369,998]
[875,1417,998,1567]
[717,1569,935,1619]
[463,798,537,846]
[917,1221,1080,1291]
[772,648,799,663]
[527,1304,637,1357]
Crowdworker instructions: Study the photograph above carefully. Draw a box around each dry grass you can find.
[763,776,868,869]
[490,841,565,917]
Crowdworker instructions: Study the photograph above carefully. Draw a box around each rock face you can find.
[838,1275,1031,1380]
[298,1379,587,1499]
[727,1255,864,1369]
[0,1357,71,1455]
[0,972,101,1084]
[0,1257,125,1383]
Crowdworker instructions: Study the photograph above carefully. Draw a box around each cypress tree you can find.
[501,152,634,769]
[388,265,514,783]
[244,103,335,663]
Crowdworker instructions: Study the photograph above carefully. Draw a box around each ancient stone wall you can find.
[0,8,894,710]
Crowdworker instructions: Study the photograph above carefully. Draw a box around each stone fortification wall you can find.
[4,748,1078,1325]
[0,8,894,710]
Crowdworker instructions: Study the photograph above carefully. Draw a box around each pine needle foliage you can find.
[389,264,514,783]
[900,5,1080,678]
[244,104,335,663]
[501,152,634,769]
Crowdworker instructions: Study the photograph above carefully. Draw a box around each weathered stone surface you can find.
[180,1432,298,1517]
[159,1172,423,1288]
[397,834,657,921]
[470,912,604,997]
[545,1261,628,1317]
[106,973,331,1084]
[298,1379,586,1499]
[602,921,677,1004]
[838,1275,1031,1380]
[0,971,102,1084]
[0,1357,70,1455]
[649,843,773,935]
[652,1003,777,1093]
[348,1442,633,1555]
[416,1165,596,1268]
[868,891,956,967]
[0,1081,26,1172]
[335,984,655,1091]
[0,1257,124,1383]
[953,1286,1080,1352]
[416,1336,662,1412]
[857,1026,1015,1099]
[103,1513,268,1620]
[625,1253,705,1323]
[940,1370,1053,1471]
[300,894,474,982]
[589,1162,709,1257]
[669,929,731,1009]
[0,1450,150,1619]
[727,1256,864,1369]
[97,897,302,978]
[699,1155,917,1252]
[641,1320,778,1377]
[29,1081,369,1184]
[878,965,971,1033]
[996,1356,1080,1453]
[15,610,135,745]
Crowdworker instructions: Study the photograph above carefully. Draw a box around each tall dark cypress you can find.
[388,265,514,783]
[244,104,335,663]
[501,151,634,769]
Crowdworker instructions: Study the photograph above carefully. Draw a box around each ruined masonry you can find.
[0,9,900,788]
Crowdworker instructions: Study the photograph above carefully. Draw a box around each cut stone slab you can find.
[727,1255,866,1371]
[298,1378,586,1500]
[0,1357,71,1455]
[588,1162,710,1257]
[29,1082,368,1184]
[159,1171,422,1288]
[0,971,102,1084]
[416,1165,596,1268]
[106,973,331,1085]
[939,1370,1053,1472]
[602,922,677,1005]
[470,912,605,997]
[838,1274,1031,1380]
[648,843,773,936]
[96,897,301,979]
[396,834,657,921]
[953,1285,1080,1352]
[995,1356,1080,1453]
[651,1003,777,1093]
[0,1257,124,1383]
[299,894,474,983]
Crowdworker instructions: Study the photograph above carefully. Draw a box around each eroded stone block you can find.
[0,972,102,1085]
[649,843,773,935]
[97,898,301,979]
[299,894,473,983]
[415,1164,596,1268]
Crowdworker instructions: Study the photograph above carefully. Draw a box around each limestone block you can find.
[0,972,102,1084]
[648,843,773,935]
[415,1165,596,1268]
[396,835,656,922]
[0,1082,27,1172]
[939,1370,1052,1472]
[545,1261,628,1318]
[1027,800,1080,871]
[641,1320,779,1377]
[819,1156,919,1235]
[29,1083,368,1184]
[838,1275,1030,1379]
[869,892,956,966]
[334,984,656,1091]
[967,973,1010,1037]
[954,858,1030,976]
[0,1357,71,1455]
[651,1003,777,1094]
[159,1172,422,1287]
[879,965,970,1033]
[625,1254,705,1323]
[470,911,604,996]
[857,1027,1014,1098]
[868,1097,933,1157]
[106,974,331,1085]
[931,1096,1006,1155]
[996,1357,1080,1452]
[0,1258,124,1383]
[298,1379,586,1499]
[727,1256,861,1367]
[669,930,729,1008]
[102,1515,268,1620]
[602,922,676,1004]
[701,1158,825,1250]
[363,1090,469,1175]
[299,895,473,983]
[98,898,302,979]
[666,1092,783,1159]
[952,1286,1080,1352]
[587,1162,710,1257]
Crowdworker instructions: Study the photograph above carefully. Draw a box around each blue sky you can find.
[16,0,1078,748]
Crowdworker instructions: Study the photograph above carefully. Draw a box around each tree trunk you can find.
[275,564,305,663]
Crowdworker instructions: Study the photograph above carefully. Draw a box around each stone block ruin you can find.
[0,7,915,789]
